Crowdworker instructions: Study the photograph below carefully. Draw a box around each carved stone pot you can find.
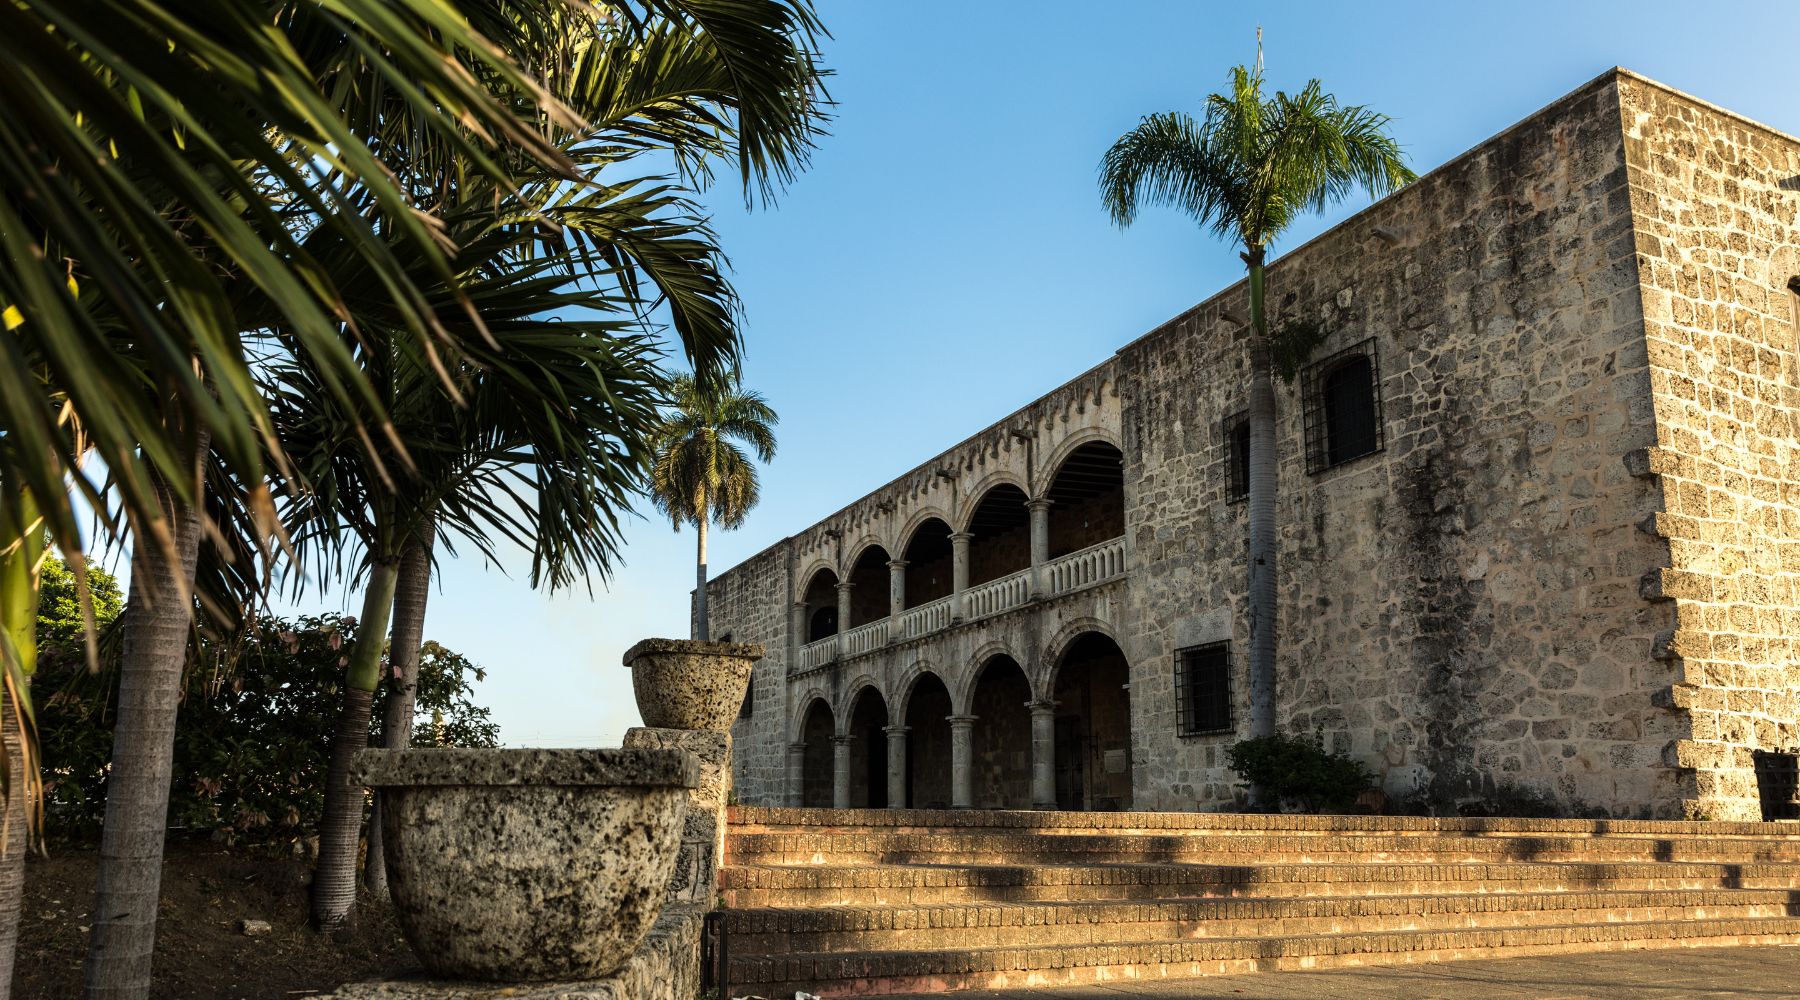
[352,748,697,982]
[624,638,764,731]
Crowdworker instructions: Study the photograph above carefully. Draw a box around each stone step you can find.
[728,805,1800,839]
[717,861,1800,908]
[725,831,1800,866]
[723,889,1800,955]
[724,916,1800,997]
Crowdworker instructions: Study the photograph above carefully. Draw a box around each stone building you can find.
[711,69,1800,822]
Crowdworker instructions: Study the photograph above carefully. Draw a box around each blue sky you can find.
[389,0,1800,747]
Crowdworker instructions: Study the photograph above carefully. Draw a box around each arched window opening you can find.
[798,699,836,809]
[903,673,954,809]
[801,569,839,642]
[844,545,892,628]
[846,687,889,809]
[1302,339,1383,473]
[1045,441,1125,558]
[969,655,1032,809]
[1051,633,1133,811]
[966,484,1030,586]
[902,518,954,610]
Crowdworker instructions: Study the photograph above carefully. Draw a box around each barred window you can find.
[1223,411,1250,501]
[1175,642,1232,735]
[1754,750,1799,821]
[1302,339,1384,473]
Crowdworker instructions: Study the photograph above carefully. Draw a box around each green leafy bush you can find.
[35,561,498,842]
[1226,732,1375,813]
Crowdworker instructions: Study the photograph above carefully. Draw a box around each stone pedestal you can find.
[623,727,729,905]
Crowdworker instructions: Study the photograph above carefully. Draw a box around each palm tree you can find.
[650,374,778,641]
[1099,51,1413,742]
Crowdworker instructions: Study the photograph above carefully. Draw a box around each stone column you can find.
[625,727,732,904]
[1027,498,1052,597]
[884,725,910,809]
[1028,699,1057,810]
[789,600,807,658]
[786,741,807,807]
[948,715,977,808]
[835,581,855,646]
[831,735,853,809]
[950,532,973,621]
[888,558,908,622]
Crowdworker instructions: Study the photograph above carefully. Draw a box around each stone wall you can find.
[1620,74,1800,820]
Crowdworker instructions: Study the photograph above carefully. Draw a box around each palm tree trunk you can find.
[311,560,400,931]
[0,485,42,1000]
[694,514,709,641]
[1243,248,1279,742]
[363,521,434,899]
[84,431,208,1000]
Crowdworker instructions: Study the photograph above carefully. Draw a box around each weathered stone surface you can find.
[709,69,1800,823]
[623,727,730,904]
[327,903,706,1000]
[352,747,697,789]
[363,749,690,982]
[623,638,763,732]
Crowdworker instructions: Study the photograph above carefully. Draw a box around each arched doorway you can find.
[801,568,839,642]
[846,686,889,808]
[903,673,953,809]
[798,697,836,808]
[1046,441,1125,557]
[966,484,1030,586]
[1050,633,1133,811]
[969,653,1032,809]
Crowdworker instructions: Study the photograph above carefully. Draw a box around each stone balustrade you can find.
[796,635,836,671]
[963,569,1032,620]
[840,618,889,658]
[1045,536,1126,595]
[898,595,953,639]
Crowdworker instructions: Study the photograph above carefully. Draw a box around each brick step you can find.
[725,831,1800,866]
[724,889,1799,955]
[728,806,1800,839]
[724,916,1800,997]
[718,861,1800,908]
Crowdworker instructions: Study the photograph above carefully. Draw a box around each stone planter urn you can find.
[624,638,764,731]
[352,747,697,982]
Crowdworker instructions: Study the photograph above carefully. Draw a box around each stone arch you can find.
[796,557,839,596]
[838,672,886,726]
[957,470,1031,533]
[797,564,841,642]
[899,667,955,809]
[1046,629,1134,811]
[966,645,1034,809]
[841,541,894,628]
[897,506,955,551]
[957,640,1027,712]
[899,514,956,611]
[1041,617,1122,692]
[793,693,837,809]
[790,687,833,743]
[841,534,890,573]
[843,683,891,809]
[1040,428,1125,495]
[892,661,943,715]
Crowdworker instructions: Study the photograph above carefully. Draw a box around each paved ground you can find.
[880,946,1800,999]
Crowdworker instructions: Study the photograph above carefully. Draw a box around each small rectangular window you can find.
[1301,338,1384,474]
[1223,411,1250,502]
[1174,642,1232,735]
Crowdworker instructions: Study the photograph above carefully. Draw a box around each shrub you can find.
[35,562,498,842]
[1225,732,1375,813]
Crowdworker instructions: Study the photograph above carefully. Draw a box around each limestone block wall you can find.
[713,541,791,805]
[1118,70,1683,817]
[1621,74,1800,820]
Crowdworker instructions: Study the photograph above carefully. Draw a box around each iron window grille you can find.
[1754,750,1799,821]
[1223,410,1250,502]
[1175,642,1233,736]
[1301,338,1384,474]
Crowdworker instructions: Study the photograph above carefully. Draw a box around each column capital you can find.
[792,599,808,609]
[787,741,808,753]
[883,724,912,736]
[949,531,974,544]
[831,735,854,748]
[836,579,856,592]
[887,558,909,571]
[1027,698,1058,715]
[946,714,979,726]
[1026,497,1054,513]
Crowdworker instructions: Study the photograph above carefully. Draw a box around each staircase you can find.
[719,806,1800,997]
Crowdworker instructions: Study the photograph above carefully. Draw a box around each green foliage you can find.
[34,556,124,654]
[649,372,779,532]
[1226,732,1375,813]
[36,603,497,842]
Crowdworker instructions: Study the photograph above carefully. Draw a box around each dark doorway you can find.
[903,673,953,809]
[847,686,889,809]
[798,698,835,809]
[1051,632,1132,810]
[1053,715,1084,811]
[969,654,1033,808]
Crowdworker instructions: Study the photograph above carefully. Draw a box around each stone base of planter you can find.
[327,902,706,1000]
[623,727,730,905]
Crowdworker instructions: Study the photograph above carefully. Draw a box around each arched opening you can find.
[801,568,840,642]
[902,518,954,609]
[798,698,836,808]
[966,484,1030,586]
[844,545,892,628]
[1051,633,1133,811]
[1322,355,1378,466]
[1045,441,1125,558]
[969,654,1032,809]
[903,673,953,809]
[846,686,889,809]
